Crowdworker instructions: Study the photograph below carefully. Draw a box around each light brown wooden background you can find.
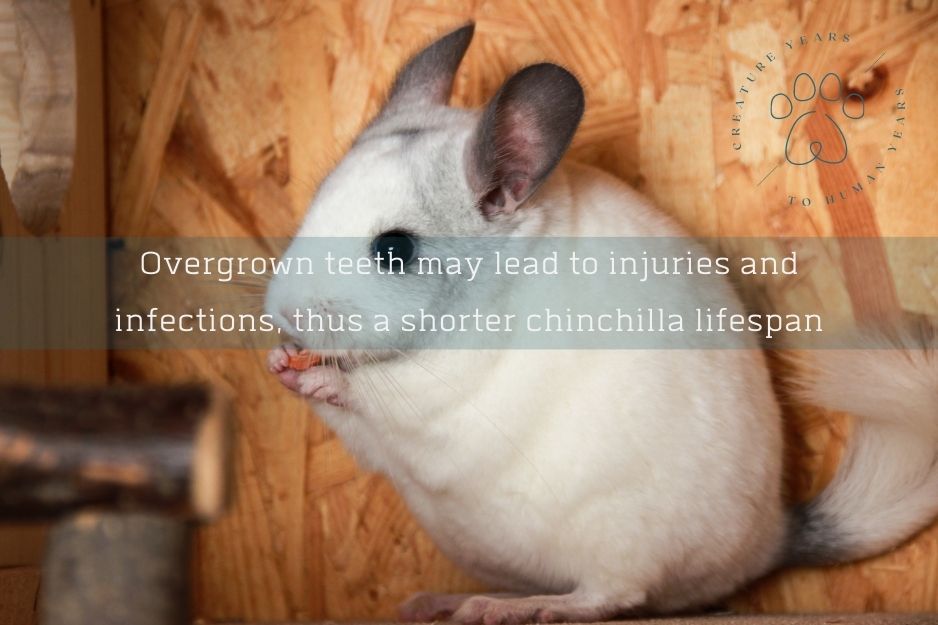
[103,0,938,621]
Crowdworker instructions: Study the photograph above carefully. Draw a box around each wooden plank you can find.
[0,0,108,380]
[0,1,108,623]
[216,617,938,625]
[0,566,39,625]
[111,3,203,236]
[0,0,75,236]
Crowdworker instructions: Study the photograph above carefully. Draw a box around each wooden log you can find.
[0,384,232,521]
[0,0,76,235]
[40,512,188,625]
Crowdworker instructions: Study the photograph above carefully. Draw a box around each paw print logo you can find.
[770,72,864,166]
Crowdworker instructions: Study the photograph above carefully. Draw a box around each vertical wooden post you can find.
[0,0,107,622]
[41,513,190,625]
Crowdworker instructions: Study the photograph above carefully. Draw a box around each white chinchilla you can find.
[265,24,938,624]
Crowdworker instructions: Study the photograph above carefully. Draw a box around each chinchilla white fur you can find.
[265,23,938,623]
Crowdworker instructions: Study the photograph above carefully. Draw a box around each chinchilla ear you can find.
[382,23,475,113]
[467,63,584,217]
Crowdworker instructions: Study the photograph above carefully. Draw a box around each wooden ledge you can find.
[210,615,938,625]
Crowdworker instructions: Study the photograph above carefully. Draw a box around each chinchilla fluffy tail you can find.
[781,323,938,567]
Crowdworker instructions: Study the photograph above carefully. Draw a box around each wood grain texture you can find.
[0,0,75,236]
[0,566,39,625]
[102,0,938,621]
[0,0,107,381]
[0,1,106,622]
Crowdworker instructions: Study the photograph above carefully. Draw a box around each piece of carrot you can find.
[287,350,321,371]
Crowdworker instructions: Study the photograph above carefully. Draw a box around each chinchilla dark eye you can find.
[371,230,417,269]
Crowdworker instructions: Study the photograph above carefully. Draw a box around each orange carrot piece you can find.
[287,351,321,371]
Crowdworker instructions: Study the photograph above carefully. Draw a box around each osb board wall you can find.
[103,0,938,621]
